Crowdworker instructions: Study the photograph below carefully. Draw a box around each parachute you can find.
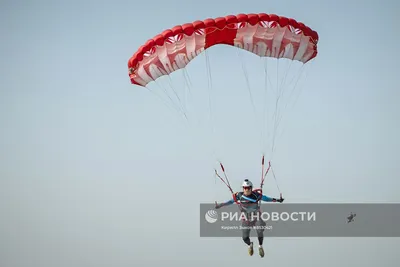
[128,13,319,197]
[128,13,318,86]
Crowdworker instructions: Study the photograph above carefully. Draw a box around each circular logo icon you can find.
[205,209,218,223]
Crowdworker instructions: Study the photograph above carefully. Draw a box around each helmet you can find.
[242,179,253,187]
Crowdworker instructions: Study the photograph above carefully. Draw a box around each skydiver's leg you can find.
[256,219,266,257]
[242,221,253,256]
[255,219,266,244]
[242,227,251,245]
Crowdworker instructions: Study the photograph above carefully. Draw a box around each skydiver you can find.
[215,179,284,258]
[347,212,356,223]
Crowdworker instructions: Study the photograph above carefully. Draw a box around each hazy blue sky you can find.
[1,0,399,266]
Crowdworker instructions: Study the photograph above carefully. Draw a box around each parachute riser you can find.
[215,156,282,205]
[259,156,283,201]
[260,156,271,191]
[215,163,244,206]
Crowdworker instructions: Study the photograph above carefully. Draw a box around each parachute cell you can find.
[128,13,319,87]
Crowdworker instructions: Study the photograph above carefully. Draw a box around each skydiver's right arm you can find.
[215,199,234,209]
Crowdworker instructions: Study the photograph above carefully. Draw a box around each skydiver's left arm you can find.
[262,194,284,203]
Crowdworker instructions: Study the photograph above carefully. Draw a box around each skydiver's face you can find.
[243,186,252,196]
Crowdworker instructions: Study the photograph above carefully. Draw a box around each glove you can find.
[273,197,284,203]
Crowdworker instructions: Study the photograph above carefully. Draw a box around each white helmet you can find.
[242,179,253,187]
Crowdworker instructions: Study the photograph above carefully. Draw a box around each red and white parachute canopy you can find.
[128,13,318,86]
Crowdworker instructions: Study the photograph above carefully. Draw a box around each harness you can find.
[215,155,283,210]
[232,191,263,223]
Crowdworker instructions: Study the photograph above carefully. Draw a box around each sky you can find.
[1,0,400,266]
